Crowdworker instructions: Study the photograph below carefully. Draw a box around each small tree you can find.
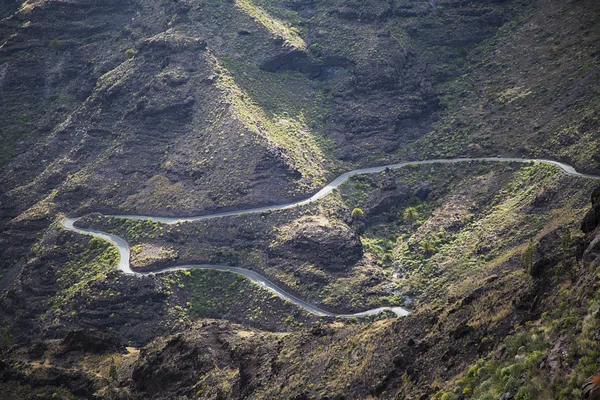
[403,207,418,227]
[520,239,536,271]
[124,48,136,59]
[109,357,118,381]
[0,329,13,349]
[420,240,435,255]
[351,207,364,220]
[560,228,572,252]
[88,237,104,250]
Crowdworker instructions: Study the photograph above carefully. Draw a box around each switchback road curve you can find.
[61,157,600,318]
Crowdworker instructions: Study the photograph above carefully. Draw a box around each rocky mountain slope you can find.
[1,0,599,399]
[2,194,600,399]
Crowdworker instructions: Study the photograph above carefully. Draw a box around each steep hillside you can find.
[1,0,600,399]
[2,193,599,399]
[408,0,600,173]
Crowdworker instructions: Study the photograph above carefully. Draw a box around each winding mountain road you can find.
[61,157,600,318]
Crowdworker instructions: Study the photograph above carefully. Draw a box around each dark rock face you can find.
[0,228,180,347]
[368,190,411,217]
[581,187,600,233]
[529,256,556,278]
[48,273,177,347]
[260,48,311,73]
[269,222,363,271]
[414,183,431,201]
[0,361,99,399]
[59,329,124,355]
[132,334,216,397]
[363,181,413,217]
[313,0,513,159]
[139,32,208,56]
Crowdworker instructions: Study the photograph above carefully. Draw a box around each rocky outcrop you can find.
[259,48,310,73]
[139,31,208,57]
[581,187,600,233]
[132,333,218,397]
[269,220,363,272]
[58,329,124,355]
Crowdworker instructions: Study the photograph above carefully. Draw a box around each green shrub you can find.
[520,239,536,271]
[0,329,13,349]
[124,48,136,59]
[109,357,118,381]
[88,237,105,250]
[403,206,418,226]
[351,207,364,219]
[420,240,435,255]
[515,385,537,400]
[560,229,572,251]
[49,39,61,53]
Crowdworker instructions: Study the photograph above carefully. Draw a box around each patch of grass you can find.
[235,0,305,49]
[50,237,119,310]
[214,57,330,186]
[162,269,313,329]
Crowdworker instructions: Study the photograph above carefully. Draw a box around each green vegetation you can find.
[109,358,118,381]
[49,237,118,311]
[433,330,549,399]
[520,239,536,271]
[351,207,364,219]
[124,48,135,59]
[214,59,329,187]
[337,161,594,305]
[161,269,312,328]
[0,328,13,349]
[235,0,305,49]
[120,219,164,241]
[420,240,435,256]
[49,39,61,53]
[403,206,418,227]
[435,293,600,399]
[219,56,335,165]
[560,229,572,252]
[174,270,246,318]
